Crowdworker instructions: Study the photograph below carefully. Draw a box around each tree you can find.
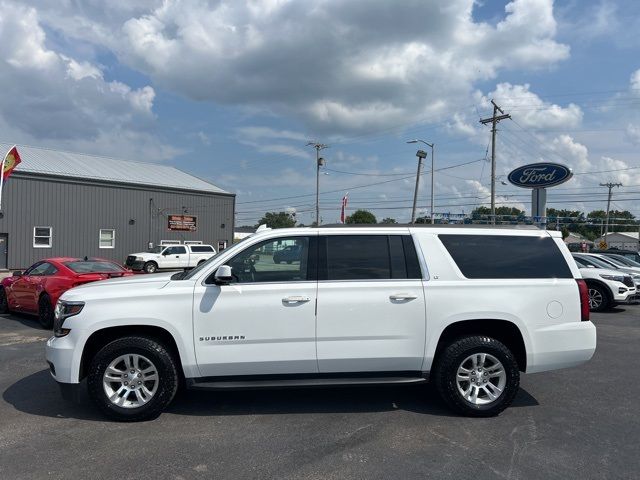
[415,216,432,224]
[346,209,377,224]
[380,217,397,224]
[256,211,296,229]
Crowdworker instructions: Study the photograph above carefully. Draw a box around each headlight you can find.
[135,256,144,261]
[599,274,625,283]
[53,300,85,337]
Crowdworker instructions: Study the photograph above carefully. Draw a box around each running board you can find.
[187,375,428,391]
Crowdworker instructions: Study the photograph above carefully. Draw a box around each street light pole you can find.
[407,140,434,223]
[410,149,427,223]
[307,141,328,226]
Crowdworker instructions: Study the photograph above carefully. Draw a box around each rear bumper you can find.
[526,321,597,374]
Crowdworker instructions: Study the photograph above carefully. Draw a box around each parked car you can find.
[573,253,640,291]
[590,253,640,275]
[125,244,217,273]
[571,255,636,311]
[46,226,596,421]
[590,249,640,264]
[0,258,132,328]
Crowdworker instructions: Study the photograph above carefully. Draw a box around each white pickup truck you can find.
[125,244,216,273]
[47,225,596,421]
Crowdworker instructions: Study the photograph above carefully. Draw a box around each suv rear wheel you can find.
[433,335,520,417]
[87,336,179,421]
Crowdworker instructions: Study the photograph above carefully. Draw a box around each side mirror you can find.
[161,250,169,256]
[12,271,23,277]
[214,265,233,285]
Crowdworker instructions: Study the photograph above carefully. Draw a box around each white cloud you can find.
[0,1,174,160]
[626,123,640,144]
[30,0,570,134]
[485,83,583,129]
[631,69,640,93]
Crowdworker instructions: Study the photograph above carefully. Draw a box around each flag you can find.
[339,193,349,223]
[2,146,21,181]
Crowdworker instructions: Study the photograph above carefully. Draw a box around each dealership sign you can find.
[168,214,197,231]
[507,162,573,189]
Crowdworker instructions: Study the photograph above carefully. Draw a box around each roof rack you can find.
[317,223,542,230]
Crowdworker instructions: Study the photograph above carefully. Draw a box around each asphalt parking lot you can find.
[1,307,639,480]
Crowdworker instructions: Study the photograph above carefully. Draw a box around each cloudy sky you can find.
[1,0,639,225]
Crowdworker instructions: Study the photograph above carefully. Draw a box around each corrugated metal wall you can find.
[0,173,235,269]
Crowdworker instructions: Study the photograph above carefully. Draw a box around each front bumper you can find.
[125,260,145,271]
[527,321,597,374]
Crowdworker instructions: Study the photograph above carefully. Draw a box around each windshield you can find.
[597,255,626,268]
[181,239,248,280]
[574,255,616,269]
[65,261,125,273]
[609,255,640,267]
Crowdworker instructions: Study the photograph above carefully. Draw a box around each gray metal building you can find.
[0,143,235,270]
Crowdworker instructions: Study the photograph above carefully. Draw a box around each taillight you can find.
[576,279,590,322]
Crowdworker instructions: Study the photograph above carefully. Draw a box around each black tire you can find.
[433,335,520,417]
[0,287,9,314]
[143,261,158,274]
[38,294,54,329]
[87,336,179,422]
[587,283,610,312]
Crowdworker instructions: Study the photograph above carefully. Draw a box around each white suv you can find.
[572,255,637,310]
[46,226,596,421]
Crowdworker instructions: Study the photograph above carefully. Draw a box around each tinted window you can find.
[190,246,214,253]
[439,234,572,279]
[29,262,57,276]
[65,261,124,273]
[223,237,312,284]
[165,246,187,255]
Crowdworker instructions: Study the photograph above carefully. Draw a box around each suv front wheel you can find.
[433,335,520,417]
[87,336,179,421]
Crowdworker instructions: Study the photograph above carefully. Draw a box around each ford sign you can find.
[507,162,573,188]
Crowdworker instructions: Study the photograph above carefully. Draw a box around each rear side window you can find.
[190,246,214,253]
[439,234,572,279]
[320,235,422,280]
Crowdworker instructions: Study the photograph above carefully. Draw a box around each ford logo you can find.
[507,162,573,188]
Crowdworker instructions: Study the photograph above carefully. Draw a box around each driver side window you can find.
[225,236,312,284]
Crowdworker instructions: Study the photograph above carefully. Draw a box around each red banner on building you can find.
[167,214,197,231]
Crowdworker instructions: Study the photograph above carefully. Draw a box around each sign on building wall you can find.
[168,214,198,232]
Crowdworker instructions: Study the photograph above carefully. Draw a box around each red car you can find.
[0,257,133,328]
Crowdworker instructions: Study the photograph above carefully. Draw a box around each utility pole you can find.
[307,141,327,226]
[599,182,622,244]
[410,149,428,223]
[480,100,510,224]
[407,140,434,223]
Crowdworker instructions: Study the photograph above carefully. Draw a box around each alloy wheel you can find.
[455,353,507,405]
[588,288,603,310]
[102,354,159,409]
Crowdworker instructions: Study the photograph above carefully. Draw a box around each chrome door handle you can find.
[390,294,418,301]
[282,296,311,303]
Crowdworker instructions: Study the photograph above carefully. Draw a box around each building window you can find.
[33,227,52,248]
[99,229,115,249]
